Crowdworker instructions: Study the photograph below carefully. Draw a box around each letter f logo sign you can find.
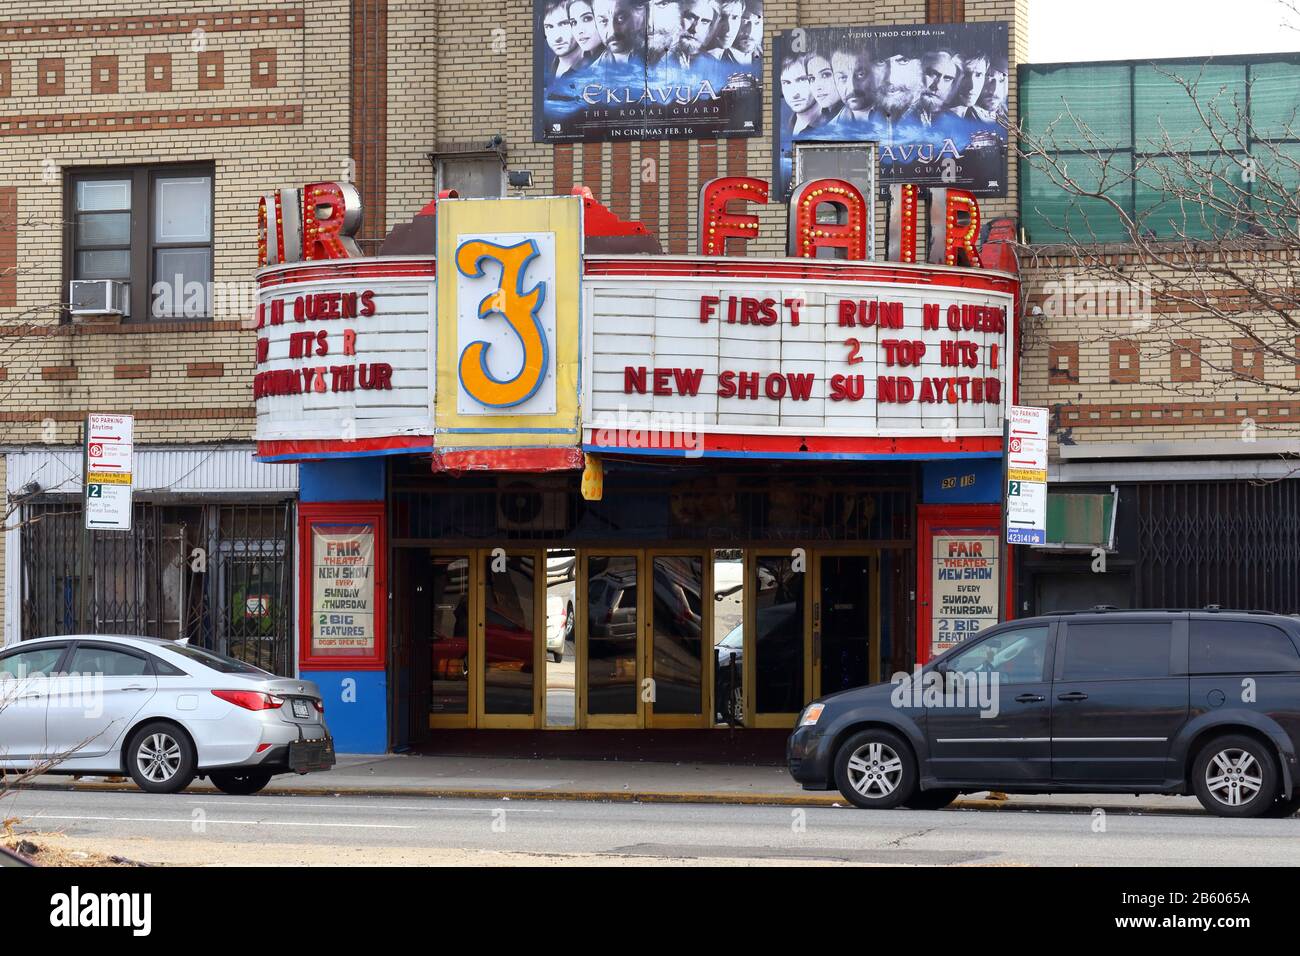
[456,238,549,408]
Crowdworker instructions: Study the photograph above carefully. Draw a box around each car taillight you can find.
[212,689,284,711]
[313,699,325,714]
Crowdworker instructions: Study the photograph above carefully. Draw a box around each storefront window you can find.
[482,553,536,715]
[586,555,639,716]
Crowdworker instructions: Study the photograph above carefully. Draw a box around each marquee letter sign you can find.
[303,181,363,261]
[698,177,769,256]
[259,181,359,267]
[456,238,550,409]
[938,188,982,269]
[787,178,868,260]
[258,188,302,268]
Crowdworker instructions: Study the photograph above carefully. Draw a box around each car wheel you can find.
[209,771,273,796]
[1191,734,1279,818]
[902,788,960,811]
[833,729,917,810]
[550,650,563,664]
[126,722,196,794]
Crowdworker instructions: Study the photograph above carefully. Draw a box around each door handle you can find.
[1014,693,1045,703]
[1057,691,1089,702]
[123,685,149,692]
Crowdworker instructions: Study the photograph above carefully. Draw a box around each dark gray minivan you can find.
[787,610,1300,818]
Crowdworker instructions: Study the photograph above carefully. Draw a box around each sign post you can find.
[1005,405,1048,547]
[84,413,135,532]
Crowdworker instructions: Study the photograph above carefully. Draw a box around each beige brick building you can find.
[0,0,1029,654]
[4,0,1291,665]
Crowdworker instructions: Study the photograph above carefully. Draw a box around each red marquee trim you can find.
[257,435,432,460]
[256,255,1019,298]
[431,447,585,472]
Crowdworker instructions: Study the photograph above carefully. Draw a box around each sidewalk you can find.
[18,752,1206,814]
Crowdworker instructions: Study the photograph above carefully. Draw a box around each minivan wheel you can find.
[1191,734,1278,818]
[209,771,273,796]
[126,721,196,794]
[903,788,960,811]
[833,729,917,809]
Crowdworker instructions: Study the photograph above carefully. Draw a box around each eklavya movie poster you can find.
[533,0,765,142]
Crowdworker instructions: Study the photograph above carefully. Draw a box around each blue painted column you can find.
[299,458,389,754]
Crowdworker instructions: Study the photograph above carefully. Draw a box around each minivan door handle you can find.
[1014,693,1045,703]
[1057,691,1089,702]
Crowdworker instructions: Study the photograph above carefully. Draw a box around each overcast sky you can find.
[1028,0,1300,62]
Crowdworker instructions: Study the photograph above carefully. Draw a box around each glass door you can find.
[477,549,542,729]
[814,551,880,697]
[646,552,710,728]
[746,550,812,728]
[428,552,474,729]
[580,551,642,728]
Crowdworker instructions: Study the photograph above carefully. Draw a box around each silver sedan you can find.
[0,634,334,795]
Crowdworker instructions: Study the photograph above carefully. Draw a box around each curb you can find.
[8,779,1206,814]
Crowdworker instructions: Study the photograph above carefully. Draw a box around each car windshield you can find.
[165,644,272,676]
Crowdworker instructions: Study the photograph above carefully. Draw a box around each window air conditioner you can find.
[69,279,128,317]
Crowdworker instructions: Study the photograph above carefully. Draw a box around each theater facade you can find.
[253,178,1020,752]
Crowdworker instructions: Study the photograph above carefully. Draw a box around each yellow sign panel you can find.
[435,197,583,449]
[87,471,132,485]
[1008,468,1047,483]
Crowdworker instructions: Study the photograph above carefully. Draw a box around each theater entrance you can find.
[737,550,880,728]
[581,550,712,729]
[397,543,881,739]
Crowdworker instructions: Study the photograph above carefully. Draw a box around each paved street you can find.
[5,787,1297,867]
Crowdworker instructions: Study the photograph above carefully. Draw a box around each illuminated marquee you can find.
[253,181,1016,464]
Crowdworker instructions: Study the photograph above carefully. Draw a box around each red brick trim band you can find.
[1059,400,1300,427]
[0,407,254,422]
[0,105,302,136]
[0,320,245,335]
[114,364,151,379]
[186,361,224,377]
[0,9,304,43]
[41,366,77,380]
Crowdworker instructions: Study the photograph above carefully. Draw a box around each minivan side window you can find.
[1190,621,1300,675]
[943,626,1051,685]
[1062,622,1172,680]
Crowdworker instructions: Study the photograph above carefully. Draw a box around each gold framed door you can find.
[744,549,813,728]
[476,548,544,729]
[578,550,644,729]
[812,549,881,699]
[427,550,476,730]
[645,550,711,729]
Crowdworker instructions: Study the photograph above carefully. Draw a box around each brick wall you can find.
[1019,251,1300,452]
[0,0,1030,451]
[376,0,1027,259]
[0,0,351,445]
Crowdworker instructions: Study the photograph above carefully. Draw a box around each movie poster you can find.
[311,524,376,656]
[533,0,764,142]
[771,22,1009,199]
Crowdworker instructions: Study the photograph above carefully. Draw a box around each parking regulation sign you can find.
[1005,405,1049,545]
[84,413,134,531]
